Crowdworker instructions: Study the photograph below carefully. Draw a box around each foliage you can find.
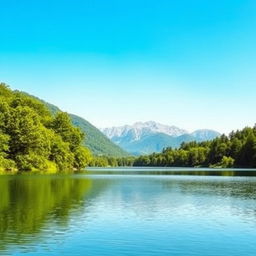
[25,93,129,157]
[88,156,135,167]
[92,126,256,168]
[211,156,235,168]
[0,83,91,173]
[132,126,256,168]
[70,114,129,157]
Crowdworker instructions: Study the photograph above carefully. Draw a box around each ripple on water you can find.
[0,171,256,255]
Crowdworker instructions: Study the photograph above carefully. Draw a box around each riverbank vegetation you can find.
[1,83,255,172]
[89,126,256,168]
[134,126,256,168]
[0,83,91,173]
[89,156,135,167]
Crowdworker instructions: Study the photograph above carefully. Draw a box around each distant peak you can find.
[101,122,221,155]
[101,121,189,140]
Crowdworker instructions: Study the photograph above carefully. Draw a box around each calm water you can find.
[1,168,256,256]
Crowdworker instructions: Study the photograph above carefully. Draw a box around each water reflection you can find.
[1,171,256,256]
[0,175,95,252]
[87,167,256,176]
[92,175,256,220]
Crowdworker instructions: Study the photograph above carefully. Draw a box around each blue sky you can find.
[0,0,256,133]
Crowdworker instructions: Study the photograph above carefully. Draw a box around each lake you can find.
[1,168,256,256]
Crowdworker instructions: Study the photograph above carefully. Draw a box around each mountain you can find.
[101,121,221,155]
[190,129,220,141]
[101,121,187,141]
[22,93,129,157]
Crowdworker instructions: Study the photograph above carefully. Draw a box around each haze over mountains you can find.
[101,121,221,155]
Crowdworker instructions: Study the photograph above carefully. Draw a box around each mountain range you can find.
[101,121,221,155]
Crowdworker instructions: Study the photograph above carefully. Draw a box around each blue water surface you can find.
[1,168,256,256]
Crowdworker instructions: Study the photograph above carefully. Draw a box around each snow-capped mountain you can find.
[101,121,221,155]
[101,121,188,141]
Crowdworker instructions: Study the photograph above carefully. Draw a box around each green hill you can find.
[32,96,129,157]
[70,114,129,157]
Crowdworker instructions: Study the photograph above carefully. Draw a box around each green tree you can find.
[238,134,256,167]
[0,83,91,173]
[50,112,84,151]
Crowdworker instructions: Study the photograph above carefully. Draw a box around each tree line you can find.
[89,156,135,167]
[0,83,91,173]
[89,126,256,168]
[1,83,255,171]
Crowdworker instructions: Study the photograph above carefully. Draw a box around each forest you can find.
[89,126,256,168]
[0,83,91,173]
[1,82,256,172]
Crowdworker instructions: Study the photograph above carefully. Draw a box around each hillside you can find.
[70,114,129,157]
[31,96,129,157]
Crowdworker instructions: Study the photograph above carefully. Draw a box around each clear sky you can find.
[0,0,256,134]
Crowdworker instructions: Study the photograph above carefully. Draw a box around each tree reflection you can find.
[0,175,94,250]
